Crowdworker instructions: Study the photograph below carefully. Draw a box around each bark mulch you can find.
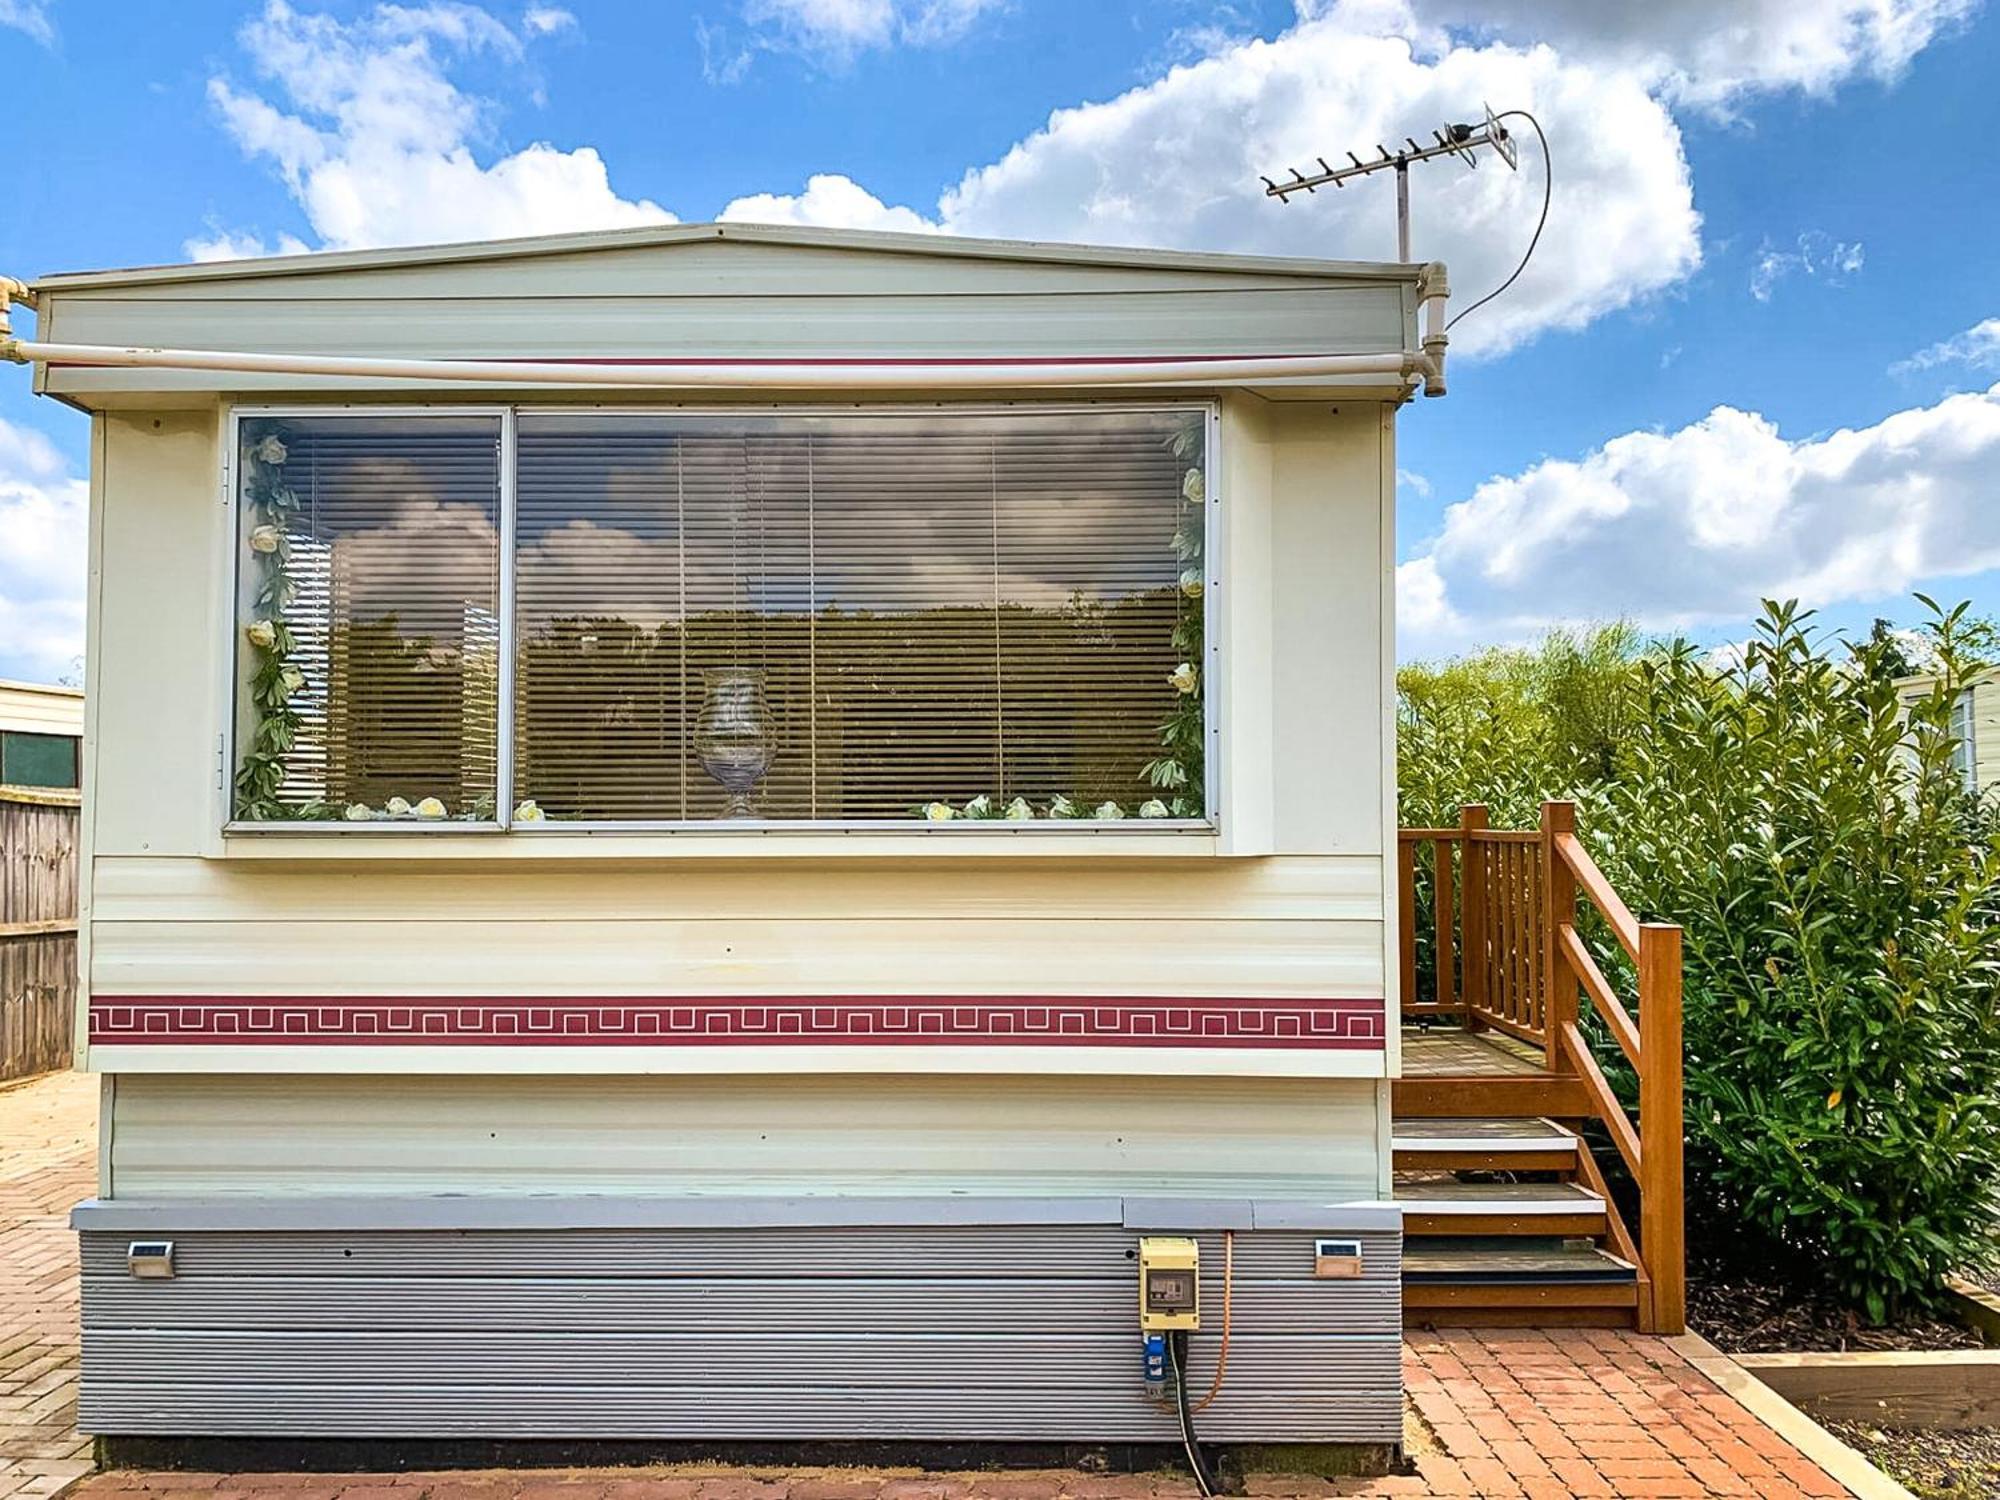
[1689,1270,1985,1353]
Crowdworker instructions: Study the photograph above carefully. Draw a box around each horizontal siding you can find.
[78,1221,1402,1442]
[0,685,83,736]
[91,917,1379,997]
[108,1072,1384,1198]
[89,855,1384,1000]
[50,290,1407,362]
[84,1329,1379,1390]
[49,235,1409,298]
[90,854,1382,921]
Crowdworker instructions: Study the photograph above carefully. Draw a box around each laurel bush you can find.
[1398,600,2000,1318]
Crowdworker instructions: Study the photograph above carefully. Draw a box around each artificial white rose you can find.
[244,619,277,649]
[513,799,544,823]
[413,796,447,819]
[344,803,373,821]
[1169,662,1199,695]
[1048,794,1075,819]
[248,524,282,554]
[1094,801,1124,820]
[1182,470,1205,504]
[1139,799,1171,819]
[923,801,956,822]
[963,794,991,818]
[1179,570,1204,600]
[1004,796,1033,821]
[276,666,306,699]
[254,435,288,465]
[385,796,412,817]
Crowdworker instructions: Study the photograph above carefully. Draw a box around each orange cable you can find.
[1194,1228,1233,1412]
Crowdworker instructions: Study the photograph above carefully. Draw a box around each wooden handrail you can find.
[1396,801,1685,1331]
[1560,1019,1643,1180]
[1554,831,1641,960]
[1557,920,1641,1069]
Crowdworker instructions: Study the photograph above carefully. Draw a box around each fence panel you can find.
[1,791,79,1083]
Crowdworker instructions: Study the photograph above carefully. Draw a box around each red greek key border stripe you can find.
[90,996,1385,1050]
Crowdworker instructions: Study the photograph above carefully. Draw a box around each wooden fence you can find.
[1,788,79,1083]
[1399,801,1686,1334]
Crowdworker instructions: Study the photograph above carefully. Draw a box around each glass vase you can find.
[695,666,773,819]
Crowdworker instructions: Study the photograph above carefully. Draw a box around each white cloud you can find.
[1311,0,1978,114]
[0,418,87,684]
[1893,317,2000,377]
[731,15,1700,358]
[1748,230,1864,301]
[1399,384,2000,654]
[0,0,53,46]
[184,226,314,263]
[200,0,672,254]
[720,173,940,234]
[740,0,1002,62]
[521,5,575,35]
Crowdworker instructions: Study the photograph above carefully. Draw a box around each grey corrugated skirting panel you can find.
[77,1198,1403,1445]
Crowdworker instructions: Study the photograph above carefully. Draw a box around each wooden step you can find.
[1396,1178,1606,1236]
[1393,1116,1580,1172]
[1403,1239,1640,1323]
[1393,1074,1593,1118]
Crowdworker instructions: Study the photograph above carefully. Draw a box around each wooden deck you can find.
[1395,802,1685,1334]
[1402,1025,1542,1077]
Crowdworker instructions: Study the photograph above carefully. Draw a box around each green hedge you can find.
[1399,600,2000,1319]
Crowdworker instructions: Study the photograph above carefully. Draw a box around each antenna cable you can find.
[1446,109,1550,332]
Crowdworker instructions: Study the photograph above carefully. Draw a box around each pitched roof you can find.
[32,220,1427,294]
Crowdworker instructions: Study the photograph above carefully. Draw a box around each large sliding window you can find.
[233,406,1211,829]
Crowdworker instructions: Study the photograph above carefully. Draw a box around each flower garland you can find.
[1141,423,1207,816]
[916,793,1172,822]
[233,424,322,821]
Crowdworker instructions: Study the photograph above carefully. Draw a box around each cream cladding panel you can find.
[108,1072,1384,1199]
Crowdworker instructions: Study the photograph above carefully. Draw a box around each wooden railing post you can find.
[1457,805,1489,1028]
[1540,801,1579,1072]
[1638,921,1686,1334]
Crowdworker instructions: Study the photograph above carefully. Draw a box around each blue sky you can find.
[2,0,1997,679]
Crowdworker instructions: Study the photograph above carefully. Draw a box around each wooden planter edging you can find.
[1731,1349,2000,1431]
[1945,1275,2000,1346]
[1666,1333,1918,1500]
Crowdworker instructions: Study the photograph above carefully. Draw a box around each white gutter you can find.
[0,337,1434,391]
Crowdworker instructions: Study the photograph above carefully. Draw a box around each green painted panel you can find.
[2,730,79,789]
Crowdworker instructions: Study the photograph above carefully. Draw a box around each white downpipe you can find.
[0,337,1434,391]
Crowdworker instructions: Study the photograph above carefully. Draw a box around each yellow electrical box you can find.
[1137,1236,1200,1331]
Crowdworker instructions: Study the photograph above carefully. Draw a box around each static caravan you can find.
[9,224,1456,1466]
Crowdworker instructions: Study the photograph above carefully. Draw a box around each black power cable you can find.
[1446,109,1551,334]
[1167,1329,1220,1497]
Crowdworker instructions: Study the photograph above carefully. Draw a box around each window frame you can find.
[0,729,81,791]
[220,400,1222,837]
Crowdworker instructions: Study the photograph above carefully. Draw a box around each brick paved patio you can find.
[0,1069,1881,1499]
[0,1069,96,1500]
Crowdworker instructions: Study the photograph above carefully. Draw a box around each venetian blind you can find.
[514,409,1201,822]
[235,414,502,819]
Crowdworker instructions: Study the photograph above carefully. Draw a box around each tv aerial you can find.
[1259,102,1519,264]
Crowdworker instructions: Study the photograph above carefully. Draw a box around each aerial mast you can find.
[1259,103,1519,262]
